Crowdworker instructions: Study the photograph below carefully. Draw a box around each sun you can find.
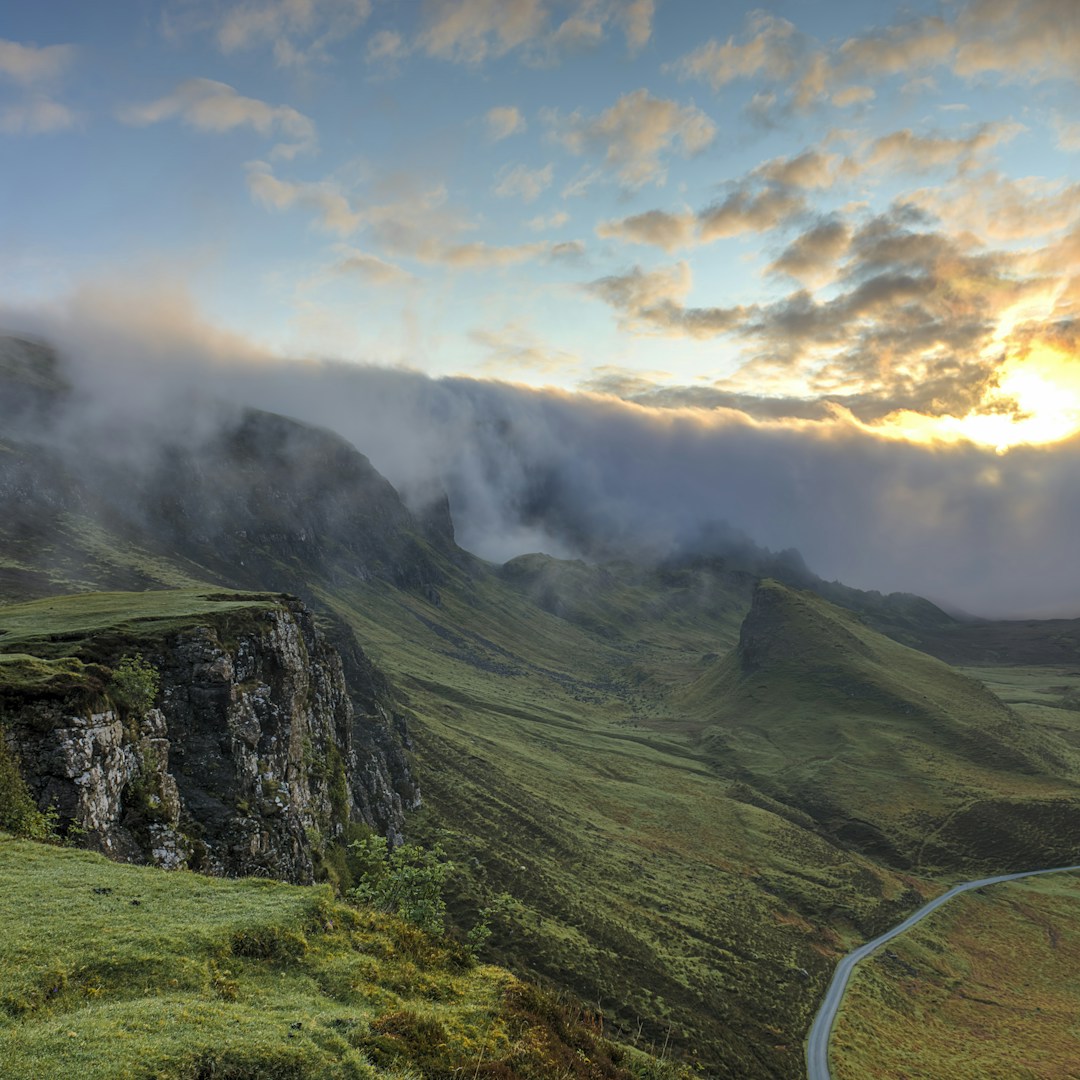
[858,341,1080,453]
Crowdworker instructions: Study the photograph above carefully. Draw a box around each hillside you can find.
[0,835,685,1080]
[4,337,1080,1076]
[831,870,1080,1079]
[679,581,1080,870]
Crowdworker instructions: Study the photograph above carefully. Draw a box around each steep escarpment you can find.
[0,590,417,882]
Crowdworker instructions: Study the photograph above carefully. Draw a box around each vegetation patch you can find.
[832,871,1080,1079]
[0,834,690,1080]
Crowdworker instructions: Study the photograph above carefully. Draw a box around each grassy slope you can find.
[310,568,944,1078]
[0,835,686,1080]
[5,501,1080,1075]
[675,582,1080,872]
[831,871,1080,1080]
[6,572,1080,1077]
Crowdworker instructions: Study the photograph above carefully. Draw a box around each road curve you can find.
[804,863,1080,1080]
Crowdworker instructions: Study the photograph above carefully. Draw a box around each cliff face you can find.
[4,597,418,883]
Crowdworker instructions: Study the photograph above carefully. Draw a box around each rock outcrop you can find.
[3,596,418,882]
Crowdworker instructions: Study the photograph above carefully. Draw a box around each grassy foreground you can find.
[0,835,686,1080]
[831,871,1080,1079]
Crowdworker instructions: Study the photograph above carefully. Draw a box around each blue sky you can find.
[3,0,1080,449]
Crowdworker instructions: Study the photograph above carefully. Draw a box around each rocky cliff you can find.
[2,593,418,883]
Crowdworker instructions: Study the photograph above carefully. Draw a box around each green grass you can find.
[0,589,282,658]
[301,571,942,1078]
[0,834,688,1080]
[6,518,1080,1075]
[675,582,1080,872]
[832,871,1080,1080]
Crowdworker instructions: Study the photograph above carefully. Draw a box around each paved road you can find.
[804,863,1080,1080]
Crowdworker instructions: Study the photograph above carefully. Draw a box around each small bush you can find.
[348,835,452,936]
[107,654,160,717]
[0,737,57,841]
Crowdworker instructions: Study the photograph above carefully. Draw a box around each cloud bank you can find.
[4,284,1080,619]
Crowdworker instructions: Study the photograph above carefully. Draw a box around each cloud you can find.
[0,38,75,85]
[1054,115,1080,152]
[0,97,75,135]
[866,122,1022,174]
[485,105,526,140]
[525,210,569,231]
[415,0,653,66]
[669,1,1080,122]
[596,209,696,252]
[494,162,553,202]
[587,261,748,338]
[120,79,317,158]
[906,171,1080,242]
[830,85,875,108]
[0,38,76,137]
[767,218,852,286]
[668,12,804,90]
[617,0,654,53]
[248,161,578,269]
[548,89,716,188]
[754,148,852,189]
[595,179,807,253]
[365,28,408,64]
[216,0,372,66]
[6,282,1080,617]
[698,186,806,242]
[418,0,547,64]
[246,161,364,235]
[470,322,582,376]
[586,205,1061,432]
[327,244,413,284]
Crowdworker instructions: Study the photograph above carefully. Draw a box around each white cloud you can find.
[0,38,74,85]
[216,0,372,66]
[416,0,655,67]
[0,38,76,137]
[526,210,570,231]
[668,13,802,90]
[550,89,716,189]
[0,97,75,135]
[246,161,364,235]
[485,105,526,141]
[596,209,696,252]
[617,0,654,53]
[1055,115,1080,152]
[328,244,412,284]
[365,28,408,64]
[119,78,317,158]
[419,0,547,64]
[494,162,553,202]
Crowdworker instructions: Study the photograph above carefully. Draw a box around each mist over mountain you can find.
[3,294,1079,618]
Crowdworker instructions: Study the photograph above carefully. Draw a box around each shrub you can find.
[348,835,453,936]
[108,654,160,717]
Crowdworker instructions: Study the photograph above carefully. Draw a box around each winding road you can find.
[804,863,1080,1080]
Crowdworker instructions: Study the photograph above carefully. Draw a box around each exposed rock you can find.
[3,597,417,883]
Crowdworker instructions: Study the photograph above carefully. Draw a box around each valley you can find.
[3,338,1080,1078]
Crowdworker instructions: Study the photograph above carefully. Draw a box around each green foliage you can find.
[348,836,452,937]
[107,654,160,717]
[0,738,57,841]
[0,836,680,1080]
[467,891,516,957]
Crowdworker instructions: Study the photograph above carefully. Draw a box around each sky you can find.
[2,0,1080,615]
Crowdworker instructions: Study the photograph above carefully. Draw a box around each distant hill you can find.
[679,581,1080,869]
